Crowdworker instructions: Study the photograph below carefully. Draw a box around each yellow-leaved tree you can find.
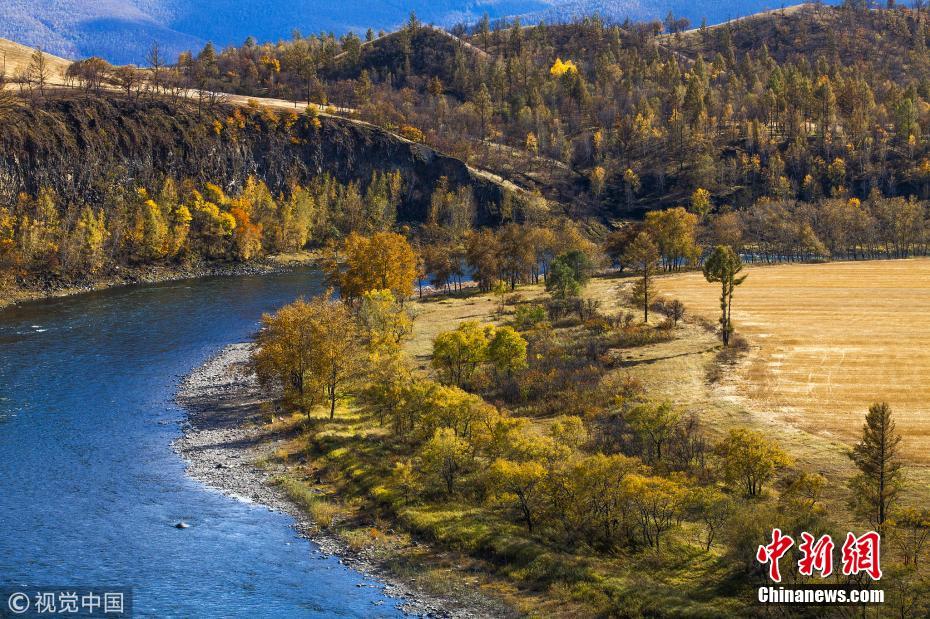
[324,231,418,302]
[255,293,363,419]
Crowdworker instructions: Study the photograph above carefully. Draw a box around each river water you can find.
[0,270,405,617]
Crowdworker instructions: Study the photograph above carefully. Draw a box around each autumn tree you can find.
[419,427,472,495]
[686,486,733,551]
[624,474,687,550]
[891,508,930,566]
[325,232,418,302]
[27,47,50,97]
[357,288,413,354]
[848,402,903,531]
[486,326,528,377]
[645,207,699,271]
[624,232,660,322]
[66,207,108,275]
[431,321,492,387]
[713,428,790,497]
[255,294,363,419]
[255,297,324,412]
[702,245,746,347]
[488,458,547,531]
[625,400,681,465]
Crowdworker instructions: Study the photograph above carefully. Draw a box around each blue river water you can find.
[0,269,405,617]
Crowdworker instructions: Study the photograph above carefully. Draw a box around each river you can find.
[0,269,405,617]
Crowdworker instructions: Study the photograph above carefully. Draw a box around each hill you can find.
[0,38,71,84]
[0,0,841,65]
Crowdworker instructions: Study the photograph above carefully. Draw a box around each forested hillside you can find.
[0,0,831,64]
[10,3,930,289]
[167,4,930,233]
[0,92,520,287]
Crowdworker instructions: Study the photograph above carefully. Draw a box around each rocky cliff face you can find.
[0,94,509,225]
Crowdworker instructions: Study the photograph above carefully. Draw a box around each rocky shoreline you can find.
[173,343,482,618]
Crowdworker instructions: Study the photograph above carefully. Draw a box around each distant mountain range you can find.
[0,0,831,65]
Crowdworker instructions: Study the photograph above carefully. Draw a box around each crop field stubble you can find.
[657,258,930,464]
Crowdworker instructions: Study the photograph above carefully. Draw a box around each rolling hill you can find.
[0,0,839,65]
[0,38,71,84]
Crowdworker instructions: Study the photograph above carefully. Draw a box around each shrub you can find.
[513,303,548,330]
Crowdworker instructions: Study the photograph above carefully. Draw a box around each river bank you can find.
[0,252,318,310]
[174,343,505,618]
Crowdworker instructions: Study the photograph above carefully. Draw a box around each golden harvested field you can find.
[658,259,930,463]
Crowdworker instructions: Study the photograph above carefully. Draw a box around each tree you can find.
[848,402,903,531]
[703,245,746,347]
[68,207,108,274]
[147,42,165,94]
[891,508,930,566]
[690,187,711,219]
[686,486,733,551]
[255,297,325,412]
[546,259,581,299]
[27,47,50,97]
[625,400,680,465]
[419,428,471,495]
[645,207,699,270]
[487,326,528,377]
[312,297,364,419]
[431,321,492,387]
[546,250,593,299]
[713,428,790,497]
[623,232,660,322]
[325,232,418,302]
[488,458,547,531]
[254,294,363,419]
[357,289,413,354]
[624,474,687,550]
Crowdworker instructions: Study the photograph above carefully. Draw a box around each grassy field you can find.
[656,259,930,469]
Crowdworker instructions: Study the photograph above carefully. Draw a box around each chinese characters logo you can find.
[757,529,882,582]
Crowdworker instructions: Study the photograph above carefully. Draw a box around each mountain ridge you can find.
[1,0,838,65]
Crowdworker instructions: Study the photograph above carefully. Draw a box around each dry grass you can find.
[0,39,71,84]
[657,259,930,466]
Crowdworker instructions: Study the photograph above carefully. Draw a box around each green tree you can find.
[546,259,580,299]
[702,245,746,347]
[623,232,660,322]
[546,250,593,299]
[848,402,903,531]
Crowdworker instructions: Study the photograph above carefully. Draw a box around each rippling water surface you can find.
[0,270,404,617]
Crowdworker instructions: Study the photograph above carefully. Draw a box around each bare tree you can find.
[28,47,50,98]
[147,42,164,96]
[110,65,142,99]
